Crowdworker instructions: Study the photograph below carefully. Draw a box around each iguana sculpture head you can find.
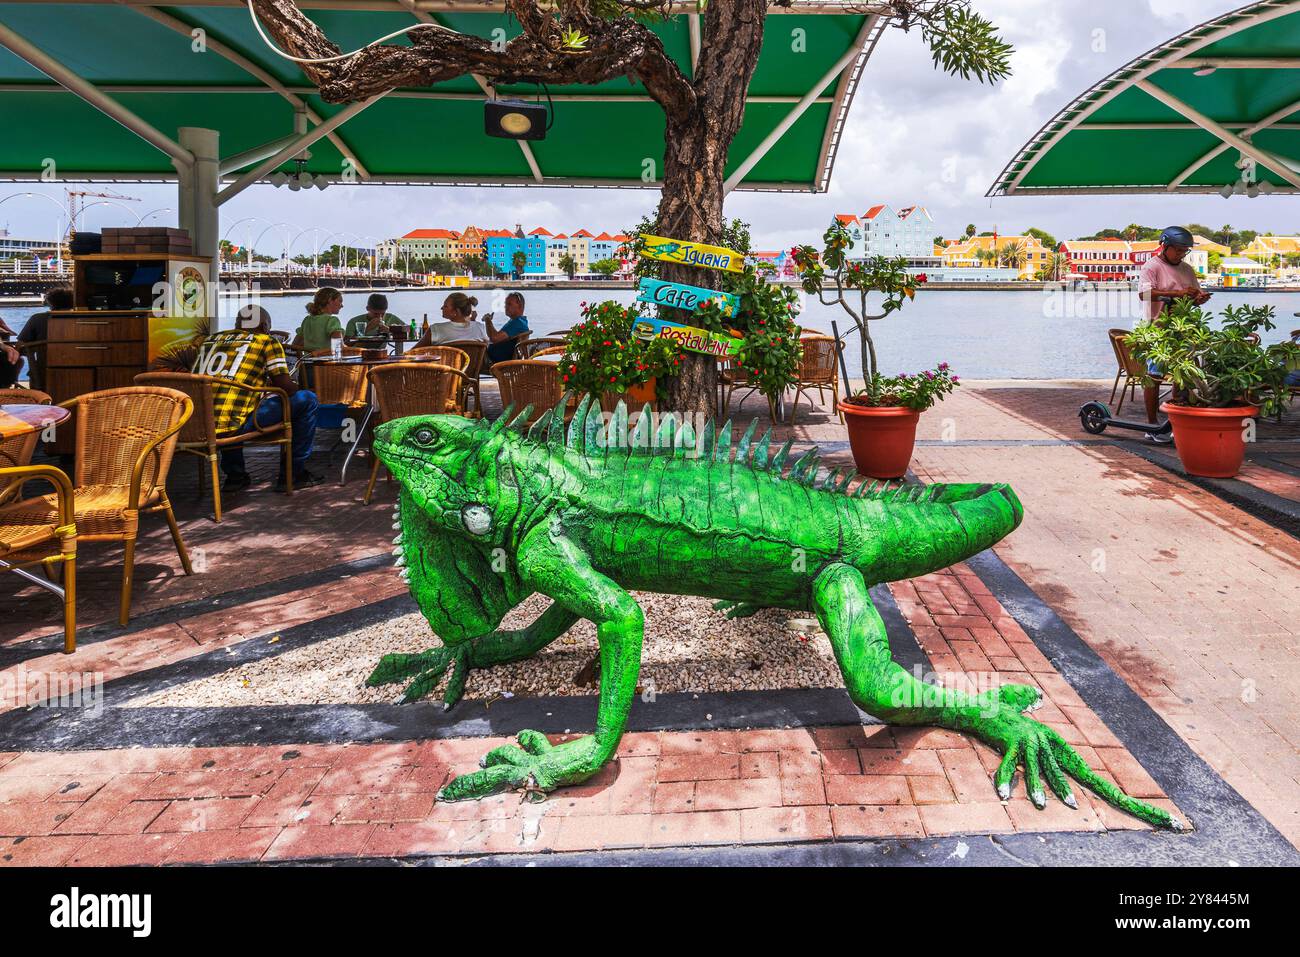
[373,414,509,542]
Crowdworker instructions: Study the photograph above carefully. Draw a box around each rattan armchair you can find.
[134,372,295,521]
[2,387,193,625]
[789,335,842,423]
[0,388,52,506]
[445,340,488,415]
[531,345,567,358]
[492,359,572,426]
[406,345,470,371]
[0,463,76,652]
[362,362,475,504]
[718,357,776,421]
[519,337,568,358]
[1108,328,1164,414]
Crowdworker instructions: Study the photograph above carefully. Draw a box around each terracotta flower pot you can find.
[600,378,657,413]
[1161,402,1259,478]
[839,402,921,480]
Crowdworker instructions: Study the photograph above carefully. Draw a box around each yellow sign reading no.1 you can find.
[639,235,745,274]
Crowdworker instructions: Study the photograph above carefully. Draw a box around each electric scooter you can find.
[1078,400,1172,439]
[1079,295,1174,439]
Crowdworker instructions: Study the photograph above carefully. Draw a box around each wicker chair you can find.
[134,372,294,521]
[789,335,842,423]
[406,345,470,371]
[362,362,474,504]
[718,357,776,421]
[0,463,77,652]
[1108,328,1164,414]
[0,388,52,506]
[519,337,568,358]
[0,386,193,625]
[531,345,567,358]
[445,340,488,415]
[492,359,571,425]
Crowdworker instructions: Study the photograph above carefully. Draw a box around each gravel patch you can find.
[126,593,843,708]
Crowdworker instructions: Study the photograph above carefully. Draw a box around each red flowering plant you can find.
[559,300,680,400]
[792,220,942,408]
[694,263,803,405]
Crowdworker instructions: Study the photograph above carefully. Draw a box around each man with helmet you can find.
[1136,226,1211,436]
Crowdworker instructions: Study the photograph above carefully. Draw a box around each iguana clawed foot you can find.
[438,731,599,802]
[366,645,470,709]
[976,698,1180,829]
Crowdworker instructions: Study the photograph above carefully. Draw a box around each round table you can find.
[0,403,69,440]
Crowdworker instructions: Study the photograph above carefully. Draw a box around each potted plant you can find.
[792,221,950,478]
[560,300,680,411]
[1127,299,1299,478]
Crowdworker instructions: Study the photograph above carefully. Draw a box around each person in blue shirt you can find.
[484,291,530,365]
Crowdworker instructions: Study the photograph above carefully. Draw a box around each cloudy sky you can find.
[4,0,1296,254]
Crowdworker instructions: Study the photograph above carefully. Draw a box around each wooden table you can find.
[0,403,69,440]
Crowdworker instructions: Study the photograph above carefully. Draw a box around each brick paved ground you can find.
[2,379,1295,862]
[0,568,1181,865]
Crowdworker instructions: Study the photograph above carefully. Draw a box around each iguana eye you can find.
[413,428,437,447]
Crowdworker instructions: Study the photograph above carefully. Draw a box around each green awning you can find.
[989,0,1300,196]
[0,1,883,192]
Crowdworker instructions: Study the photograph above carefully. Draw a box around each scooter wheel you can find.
[1079,401,1109,435]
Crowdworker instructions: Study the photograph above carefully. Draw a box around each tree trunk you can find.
[658,0,767,421]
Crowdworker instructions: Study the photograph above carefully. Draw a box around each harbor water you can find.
[4,286,1297,381]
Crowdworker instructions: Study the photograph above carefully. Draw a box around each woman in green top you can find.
[292,287,344,353]
[344,293,404,340]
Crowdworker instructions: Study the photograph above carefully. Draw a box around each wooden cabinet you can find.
[44,253,212,452]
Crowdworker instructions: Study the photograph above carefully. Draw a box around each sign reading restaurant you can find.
[632,317,742,358]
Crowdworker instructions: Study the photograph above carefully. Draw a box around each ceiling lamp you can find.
[485,98,549,141]
[271,158,326,192]
[1193,64,1217,77]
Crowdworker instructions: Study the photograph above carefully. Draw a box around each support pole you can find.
[177,128,219,290]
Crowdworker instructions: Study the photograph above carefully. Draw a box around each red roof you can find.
[528,227,552,236]
[570,229,594,237]
[862,205,887,220]
[402,228,458,240]
[480,228,515,238]
[834,214,858,224]
[593,231,615,241]
[552,233,568,239]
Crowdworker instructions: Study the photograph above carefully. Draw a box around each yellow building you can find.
[941,234,1050,279]
[1241,234,1300,269]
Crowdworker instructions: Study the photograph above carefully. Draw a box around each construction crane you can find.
[65,188,140,240]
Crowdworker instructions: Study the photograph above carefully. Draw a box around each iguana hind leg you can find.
[813,563,1179,829]
[367,602,580,708]
[438,529,643,802]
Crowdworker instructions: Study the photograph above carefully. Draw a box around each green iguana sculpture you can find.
[367,397,1178,828]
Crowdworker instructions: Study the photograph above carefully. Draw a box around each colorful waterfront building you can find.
[1058,240,1132,281]
[567,229,593,273]
[451,226,488,261]
[545,233,570,274]
[858,204,936,260]
[395,228,458,262]
[483,226,527,276]
[941,233,1050,279]
[1241,234,1300,270]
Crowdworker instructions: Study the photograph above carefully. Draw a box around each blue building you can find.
[484,227,527,277]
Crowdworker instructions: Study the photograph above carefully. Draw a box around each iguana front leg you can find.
[367,602,580,707]
[438,529,643,802]
[813,563,1180,829]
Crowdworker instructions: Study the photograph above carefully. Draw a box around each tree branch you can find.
[248,0,694,115]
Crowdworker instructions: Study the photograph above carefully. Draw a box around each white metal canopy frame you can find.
[0,0,891,194]
[987,0,1300,196]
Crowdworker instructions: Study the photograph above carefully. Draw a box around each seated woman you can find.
[345,293,404,340]
[291,287,344,354]
[414,293,488,346]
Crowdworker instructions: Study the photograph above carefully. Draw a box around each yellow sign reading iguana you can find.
[639,235,745,274]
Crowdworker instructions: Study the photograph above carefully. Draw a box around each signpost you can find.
[632,317,742,359]
[639,235,745,274]
[636,277,740,317]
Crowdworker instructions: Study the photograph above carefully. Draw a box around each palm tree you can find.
[512,250,528,278]
[1000,242,1027,273]
[558,253,578,279]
